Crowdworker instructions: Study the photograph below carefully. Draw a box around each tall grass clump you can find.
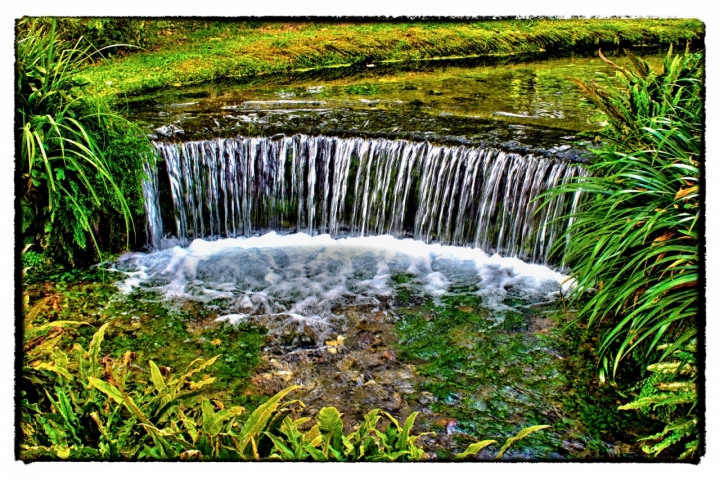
[542,46,702,459]
[16,18,155,267]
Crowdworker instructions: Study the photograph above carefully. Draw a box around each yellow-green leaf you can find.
[88,376,124,404]
[149,360,166,392]
[189,377,216,391]
[456,440,497,459]
[496,425,551,458]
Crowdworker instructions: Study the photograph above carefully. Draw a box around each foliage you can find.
[618,338,699,459]
[21,311,280,460]
[544,46,701,380]
[540,47,702,459]
[21,301,558,461]
[457,425,551,459]
[20,313,430,461]
[44,18,162,54]
[16,18,155,266]
[266,407,427,461]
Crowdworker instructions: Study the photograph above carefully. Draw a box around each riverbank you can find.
[85,18,703,98]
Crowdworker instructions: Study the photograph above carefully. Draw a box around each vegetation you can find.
[80,18,704,98]
[542,46,702,459]
[618,339,698,458]
[17,19,704,462]
[17,18,155,267]
[27,17,162,55]
[392,285,645,459]
[20,308,546,461]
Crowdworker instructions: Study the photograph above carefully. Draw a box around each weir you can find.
[144,134,586,265]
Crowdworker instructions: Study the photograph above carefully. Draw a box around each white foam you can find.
[113,232,570,328]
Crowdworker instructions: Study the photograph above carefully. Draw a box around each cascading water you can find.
[125,132,588,347]
[144,134,586,265]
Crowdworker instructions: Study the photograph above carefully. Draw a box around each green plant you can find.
[16,18,154,265]
[266,407,427,461]
[457,425,551,459]
[22,311,557,461]
[539,47,702,460]
[618,337,698,459]
[21,315,290,460]
[542,46,701,380]
[18,17,161,55]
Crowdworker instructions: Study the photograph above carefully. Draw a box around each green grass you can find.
[82,19,704,99]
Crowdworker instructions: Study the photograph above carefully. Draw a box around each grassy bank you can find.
[84,18,704,98]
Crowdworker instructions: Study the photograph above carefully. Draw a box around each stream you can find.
[109,50,667,459]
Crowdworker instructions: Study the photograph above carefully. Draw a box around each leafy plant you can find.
[22,310,555,461]
[16,18,155,266]
[267,407,427,461]
[540,46,702,460]
[542,46,702,380]
[456,425,551,459]
[20,313,286,460]
[618,337,699,459]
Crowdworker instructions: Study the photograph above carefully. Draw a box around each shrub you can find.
[542,46,702,458]
[16,18,155,266]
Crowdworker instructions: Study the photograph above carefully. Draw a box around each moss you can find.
[393,292,650,458]
[82,19,704,100]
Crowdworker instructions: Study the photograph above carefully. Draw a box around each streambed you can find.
[107,232,642,459]
[105,51,669,458]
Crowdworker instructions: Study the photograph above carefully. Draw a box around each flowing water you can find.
[110,51,668,458]
[146,135,585,265]
[114,232,569,342]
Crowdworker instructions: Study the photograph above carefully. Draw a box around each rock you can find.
[419,391,437,405]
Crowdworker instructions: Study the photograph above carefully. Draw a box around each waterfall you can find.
[142,158,164,250]
[145,134,586,264]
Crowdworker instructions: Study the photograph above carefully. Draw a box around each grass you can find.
[82,19,704,99]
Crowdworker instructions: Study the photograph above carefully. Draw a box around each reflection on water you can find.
[128,50,667,140]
